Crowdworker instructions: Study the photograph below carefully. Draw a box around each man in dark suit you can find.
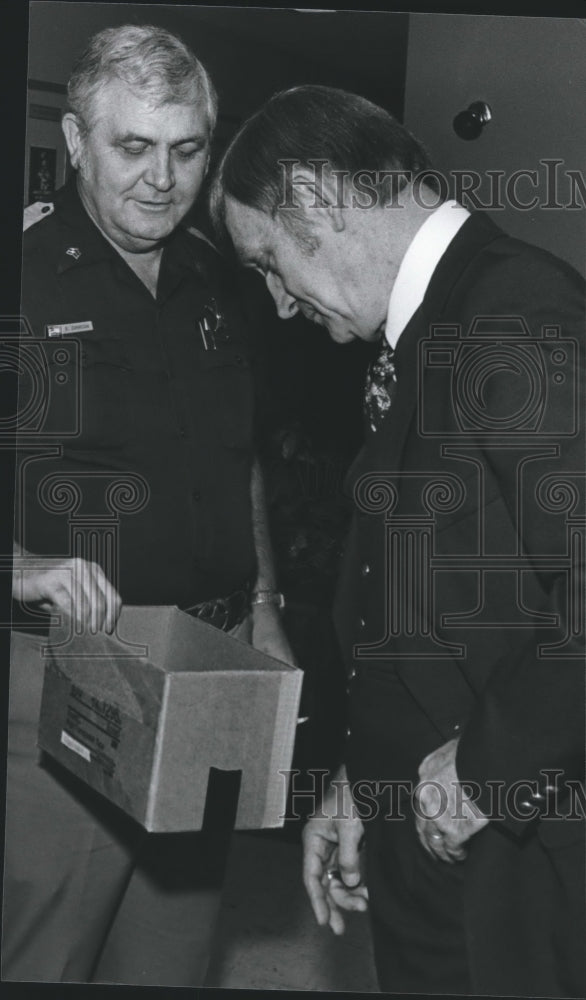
[210,85,585,997]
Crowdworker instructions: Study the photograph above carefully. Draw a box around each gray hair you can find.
[210,85,433,248]
[67,24,218,135]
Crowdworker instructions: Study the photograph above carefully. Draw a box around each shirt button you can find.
[345,726,352,739]
[361,563,370,577]
[192,490,201,502]
[359,617,366,628]
[453,723,461,733]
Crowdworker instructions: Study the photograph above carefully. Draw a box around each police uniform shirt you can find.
[16,179,257,627]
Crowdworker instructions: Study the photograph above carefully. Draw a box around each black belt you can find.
[183,588,250,632]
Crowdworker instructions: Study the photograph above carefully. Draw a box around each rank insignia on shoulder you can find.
[46,321,94,337]
[65,247,82,260]
[23,201,55,232]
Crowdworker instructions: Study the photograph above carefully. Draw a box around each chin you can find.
[128,210,179,236]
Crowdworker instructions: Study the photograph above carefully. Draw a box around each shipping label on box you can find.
[38,606,303,832]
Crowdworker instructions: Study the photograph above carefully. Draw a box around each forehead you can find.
[89,77,210,140]
[224,197,284,261]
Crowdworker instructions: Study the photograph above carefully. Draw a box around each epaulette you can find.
[23,201,54,232]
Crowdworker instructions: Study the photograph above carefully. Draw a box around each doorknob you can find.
[453,101,492,140]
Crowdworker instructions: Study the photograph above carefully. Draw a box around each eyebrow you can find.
[116,132,208,146]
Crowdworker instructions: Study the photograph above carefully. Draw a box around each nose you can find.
[266,272,298,320]
[144,149,174,191]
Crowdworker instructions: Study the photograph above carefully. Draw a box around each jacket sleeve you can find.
[454,247,585,837]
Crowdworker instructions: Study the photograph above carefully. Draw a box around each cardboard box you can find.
[38,606,303,832]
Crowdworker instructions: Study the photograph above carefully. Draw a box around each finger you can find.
[427,834,455,864]
[327,881,369,912]
[74,558,107,633]
[306,872,330,926]
[442,836,467,863]
[87,564,104,634]
[327,900,346,936]
[71,561,91,632]
[303,834,335,927]
[336,833,363,889]
[89,563,121,634]
[45,578,76,624]
[415,817,451,863]
[104,584,122,635]
[86,561,113,633]
[415,816,436,858]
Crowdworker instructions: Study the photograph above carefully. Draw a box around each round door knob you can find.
[453,101,492,140]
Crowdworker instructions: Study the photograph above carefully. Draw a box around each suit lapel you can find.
[375,212,506,476]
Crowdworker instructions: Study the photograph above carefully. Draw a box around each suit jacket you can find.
[334,212,585,844]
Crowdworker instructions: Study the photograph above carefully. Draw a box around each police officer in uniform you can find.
[5,25,293,985]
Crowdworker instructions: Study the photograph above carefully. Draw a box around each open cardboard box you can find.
[38,606,303,832]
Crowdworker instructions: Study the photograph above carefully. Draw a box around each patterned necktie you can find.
[363,338,397,432]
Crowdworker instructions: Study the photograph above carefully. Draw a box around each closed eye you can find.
[120,142,148,156]
[174,142,206,160]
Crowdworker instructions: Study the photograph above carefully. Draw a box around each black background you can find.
[2,3,585,1000]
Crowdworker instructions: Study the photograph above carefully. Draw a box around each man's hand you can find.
[250,602,297,666]
[302,769,368,935]
[414,737,489,863]
[13,553,121,634]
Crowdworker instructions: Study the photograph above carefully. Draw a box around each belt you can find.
[183,588,250,632]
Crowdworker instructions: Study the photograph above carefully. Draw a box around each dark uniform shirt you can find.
[15,179,257,628]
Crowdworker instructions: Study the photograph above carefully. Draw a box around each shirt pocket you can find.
[196,348,254,451]
[48,335,134,450]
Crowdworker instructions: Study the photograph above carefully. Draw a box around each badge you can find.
[65,247,82,260]
[198,298,228,350]
[46,321,94,338]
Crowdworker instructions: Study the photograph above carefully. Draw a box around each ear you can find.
[283,164,346,234]
[62,113,85,170]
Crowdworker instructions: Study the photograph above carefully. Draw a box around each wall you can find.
[27,3,407,118]
[404,13,585,274]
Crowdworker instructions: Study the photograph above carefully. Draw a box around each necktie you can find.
[363,338,397,432]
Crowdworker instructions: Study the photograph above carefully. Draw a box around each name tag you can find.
[46,321,94,338]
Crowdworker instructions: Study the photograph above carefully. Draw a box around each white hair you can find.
[67,24,218,135]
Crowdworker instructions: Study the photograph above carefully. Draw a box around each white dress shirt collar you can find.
[385,200,470,349]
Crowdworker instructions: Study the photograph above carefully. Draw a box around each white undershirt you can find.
[385,200,470,349]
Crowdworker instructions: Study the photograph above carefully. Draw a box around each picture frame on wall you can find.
[28,145,57,204]
[25,80,69,206]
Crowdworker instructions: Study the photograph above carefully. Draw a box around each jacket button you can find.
[361,563,370,577]
[359,617,366,628]
[349,666,357,680]
[345,727,352,739]
[453,723,461,733]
